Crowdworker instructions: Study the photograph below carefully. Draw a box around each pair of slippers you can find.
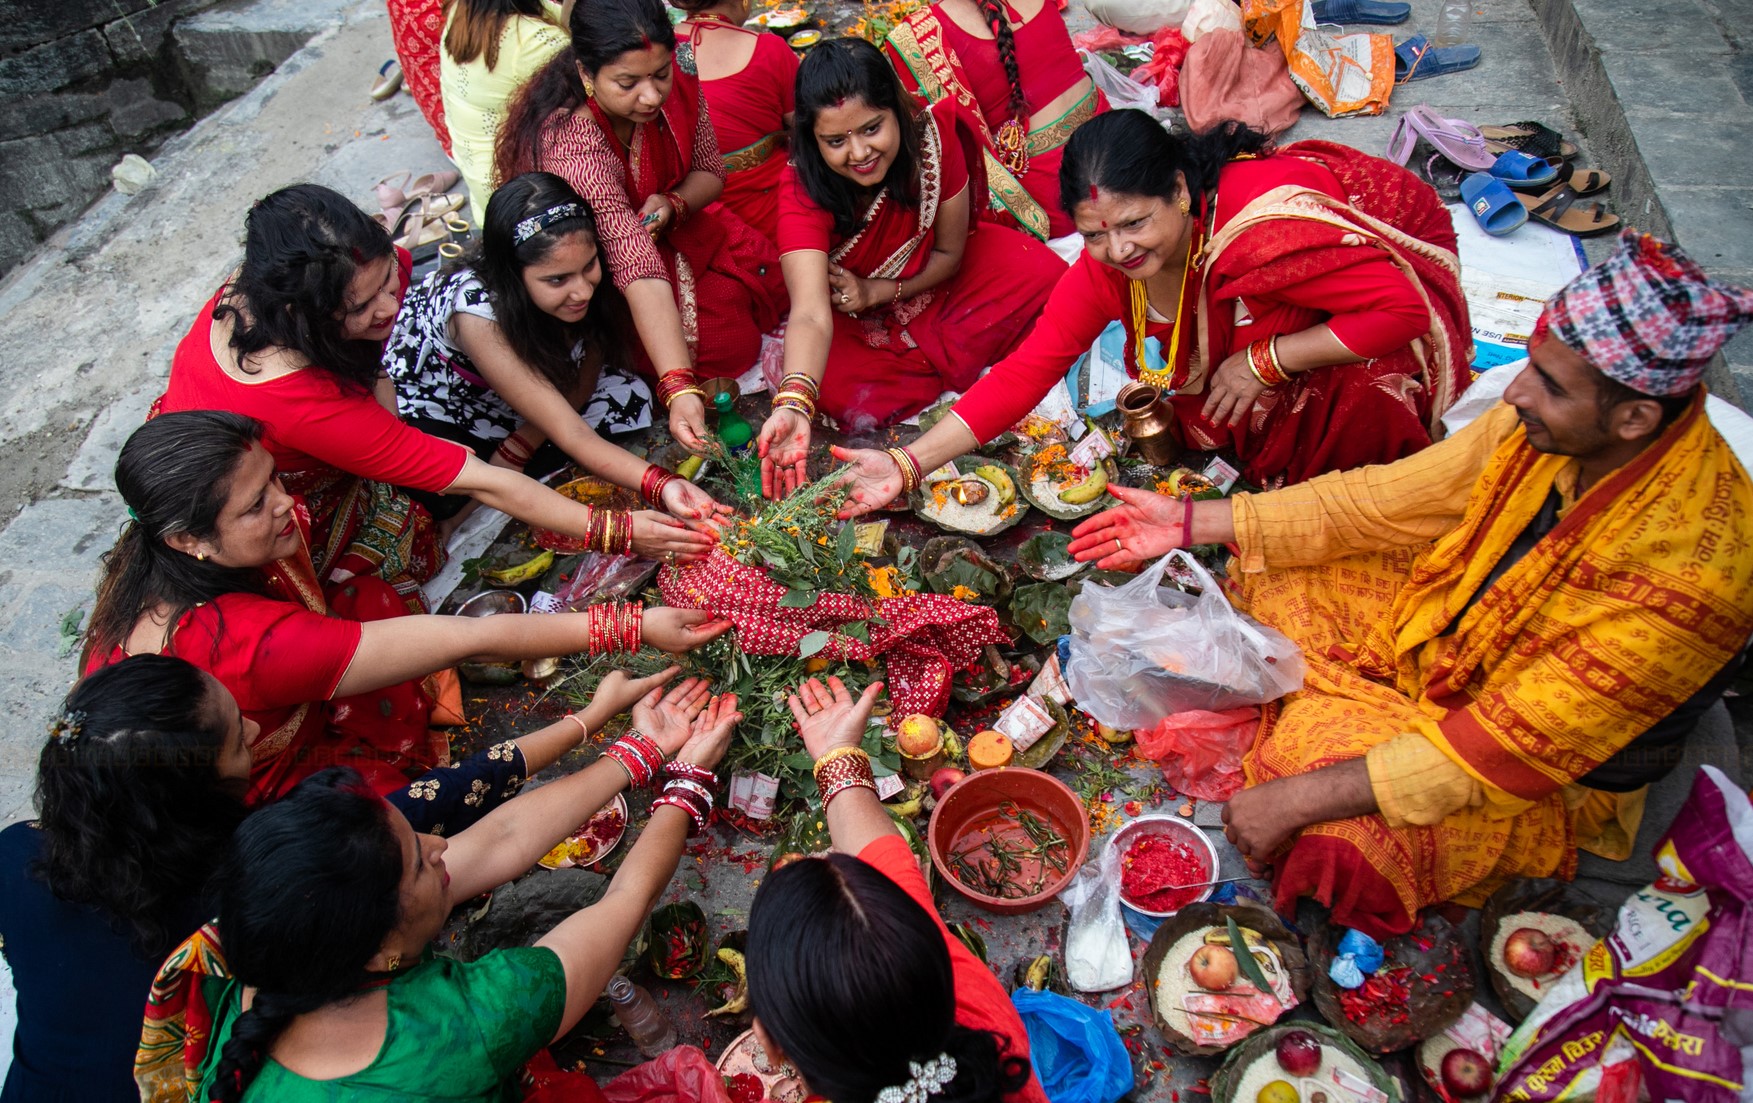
[1462,170,1617,236]
[1395,34,1480,82]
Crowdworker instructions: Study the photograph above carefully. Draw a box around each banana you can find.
[1023,954,1054,991]
[973,464,1017,508]
[676,454,706,480]
[883,783,926,819]
[480,550,555,586]
[1203,926,1265,949]
[705,947,749,1018]
[1056,464,1109,505]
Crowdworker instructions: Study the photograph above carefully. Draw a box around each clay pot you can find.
[1117,381,1183,466]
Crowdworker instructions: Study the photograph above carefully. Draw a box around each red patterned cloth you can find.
[657,549,1007,717]
[387,0,452,152]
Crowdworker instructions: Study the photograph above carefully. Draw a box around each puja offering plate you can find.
[1141,902,1311,1056]
[537,794,628,869]
[717,1028,808,1103]
[912,455,1027,536]
[1479,878,1611,1022]
[1018,444,1118,521]
[1309,910,1474,1055]
[1210,1022,1403,1103]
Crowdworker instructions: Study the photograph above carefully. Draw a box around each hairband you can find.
[512,202,587,246]
[126,507,139,522]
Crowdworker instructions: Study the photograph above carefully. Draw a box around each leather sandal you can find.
[1554,161,1610,196]
[1517,184,1619,237]
[1481,121,1579,161]
[375,171,464,220]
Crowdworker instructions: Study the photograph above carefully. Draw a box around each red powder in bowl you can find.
[1120,832,1209,913]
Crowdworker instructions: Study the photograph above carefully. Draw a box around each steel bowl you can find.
[1107,813,1220,918]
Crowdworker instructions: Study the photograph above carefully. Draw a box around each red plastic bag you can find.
[1129,28,1193,105]
[599,1047,733,1103]
[1133,707,1258,801]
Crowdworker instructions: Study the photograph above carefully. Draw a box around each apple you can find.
[929,766,967,800]
[1441,1048,1493,1098]
[1256,1080,1300,1103]
[1275,1029,1321,1077]
[895,714,943,757]
[1503,927,1558,978]
[1187,944,1237,990]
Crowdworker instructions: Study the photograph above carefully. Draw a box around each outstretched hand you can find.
[786,676,885,760]
[589,665,682,722]
[632,676,713,758]
[827,446,905,519]
[668,394,709,454]
[641,607,733,653]
[758,408,811,499]
[672,692,742,770]
[1066,484,1191,570]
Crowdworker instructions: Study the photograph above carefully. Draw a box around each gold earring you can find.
[582,78,595,98]
[1177,197,1191,215]
[197,551,207,561]
[386,953,401,972]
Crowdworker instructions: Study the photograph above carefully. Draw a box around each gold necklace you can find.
[1127,234,1196,389]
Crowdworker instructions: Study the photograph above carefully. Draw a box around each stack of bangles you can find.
[584,601,643,654]
[884,445,923,495]
[601,727,665,787]
[771,372,819,419]
[655,369,706,408]
[1247,338,1291,388]
[653,760,717,835]
[813,746,876,806]
[640,464,679,508]
[494,432,537,469]
[662,191,689,226]
[574,505,634,555]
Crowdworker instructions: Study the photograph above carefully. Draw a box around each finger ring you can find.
[665,552,675,565]
[1114,538,1123,554]
[839,292,850,304]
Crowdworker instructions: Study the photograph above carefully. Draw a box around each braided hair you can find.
[970,0,1027,123]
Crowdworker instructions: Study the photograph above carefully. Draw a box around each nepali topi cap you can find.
[1543,227,1753,396]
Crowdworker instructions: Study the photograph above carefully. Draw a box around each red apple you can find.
[1441,1048,1493,1098]
[1275,1030,1321,1077]
[1503,927,1558,978]
[1187,944,1237,990]
[929,766,966,800]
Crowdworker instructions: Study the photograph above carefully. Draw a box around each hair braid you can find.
[971,0,1027,121]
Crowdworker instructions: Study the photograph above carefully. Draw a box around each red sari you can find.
[158,250,464,609]
[680,23,797,244]
[85,509,440,804]
[528,70,788,381]
[775,99,1067,429]
[885,4,1105,240]
[387,0,451,151]
[956,141,1473,487]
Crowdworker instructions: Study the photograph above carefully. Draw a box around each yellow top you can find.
[440,0,571,218]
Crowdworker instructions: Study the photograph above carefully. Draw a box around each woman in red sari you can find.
[883,0,1104,241]
[756,38,1065,489]
[387,0,452,150]
[159,185,714,611]
[84,411,731,803]
[497,0,788,452]
[829,110,1473,507]
[672,0,798,243]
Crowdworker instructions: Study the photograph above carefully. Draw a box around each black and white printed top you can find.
[383,268,654,447]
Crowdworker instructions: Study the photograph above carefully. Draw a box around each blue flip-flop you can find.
[1395,34,1482,82]
[1488,149,1560,190]
[1311,0,1411,23]
[1460,172,1528,235]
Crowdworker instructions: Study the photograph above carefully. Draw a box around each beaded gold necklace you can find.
[1126,224,1202,389]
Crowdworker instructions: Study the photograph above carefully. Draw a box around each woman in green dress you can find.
[192,679,740,1102]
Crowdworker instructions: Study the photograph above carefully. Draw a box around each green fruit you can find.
[973,464,1017,508]
[1056,465,1109,505]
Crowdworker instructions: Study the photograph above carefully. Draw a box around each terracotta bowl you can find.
[928,767,1088,915]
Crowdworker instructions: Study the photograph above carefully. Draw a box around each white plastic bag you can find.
[1079,50,1162,118]
[1065,550,1305,730]
[1059,842,1133,992]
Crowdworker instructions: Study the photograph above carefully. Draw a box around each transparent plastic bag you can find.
[1079,50,1163,118]
[1065,550,1304,730]
[1059,842,1133,992]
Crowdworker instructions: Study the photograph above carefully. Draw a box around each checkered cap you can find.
[1544,228,1753,395]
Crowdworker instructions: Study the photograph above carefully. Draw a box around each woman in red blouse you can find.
[756,39,1065,493]
[745,675,1048,1103]
[84,411,731,802]
[672,0,799,243]
[884,0,1105,241]
[159,185,714,611]
[830,110,1474,506]
[497,0,789,452]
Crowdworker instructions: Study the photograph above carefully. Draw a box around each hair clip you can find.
[48,709,87,746]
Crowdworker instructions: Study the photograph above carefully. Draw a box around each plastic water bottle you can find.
[713,390,753,454]
[1430,0,1475,46]
[605,975,677,1058]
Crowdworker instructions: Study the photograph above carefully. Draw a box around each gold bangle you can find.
[811,745,869,778]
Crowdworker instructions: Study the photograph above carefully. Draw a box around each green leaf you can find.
[778,589,819,608]
[783,752,816,773]
[1227,916,1273,993]
[836,519,857,560]
[798,630,832,658]
[841,619,870,643]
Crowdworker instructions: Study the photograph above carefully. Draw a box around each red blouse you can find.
[858,835,1050,1103]
[159,250,469,492]
[774,103,972,261]
[688,27,798,156]
[954,152,1431,441]
[937,3,1087,125]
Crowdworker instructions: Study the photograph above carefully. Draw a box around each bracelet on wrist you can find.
[602,727,664,788]
[641,464,679,508]
[813,747,876,807]
[652,778,713,834]
[663,760,719,789]
[883,446,923,495]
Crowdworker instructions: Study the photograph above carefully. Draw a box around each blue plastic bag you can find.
[1011,988,1133,1103]
[1328,928,1385,990]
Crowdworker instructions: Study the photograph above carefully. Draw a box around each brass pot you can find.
[1116,381,1182,467]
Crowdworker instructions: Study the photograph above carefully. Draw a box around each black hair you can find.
[495,0,677,188]
[461,171,635,392]
[445,0,549,70]
[214,184,396,392]
[208,768,405,1103]
[1059,110,1269,219]
[971,0,1026,124]
[33,656,248,956]
[86,411,270,668]
[791,38,925,238]
[1594,374,1694,428]
[746,853,1030,1103]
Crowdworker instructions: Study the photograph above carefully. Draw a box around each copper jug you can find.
[1116,381,1182,466]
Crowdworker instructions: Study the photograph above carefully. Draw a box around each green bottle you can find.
[713,390,753,453]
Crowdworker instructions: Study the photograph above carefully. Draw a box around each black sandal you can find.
[1481,120,1579,161]
[1417,148,1465,202]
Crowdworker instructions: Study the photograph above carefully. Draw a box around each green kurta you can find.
[197,947,565,1101]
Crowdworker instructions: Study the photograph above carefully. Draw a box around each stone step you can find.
[171,0,361,111]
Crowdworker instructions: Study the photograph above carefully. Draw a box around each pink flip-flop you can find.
[1386,105,1497,171]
